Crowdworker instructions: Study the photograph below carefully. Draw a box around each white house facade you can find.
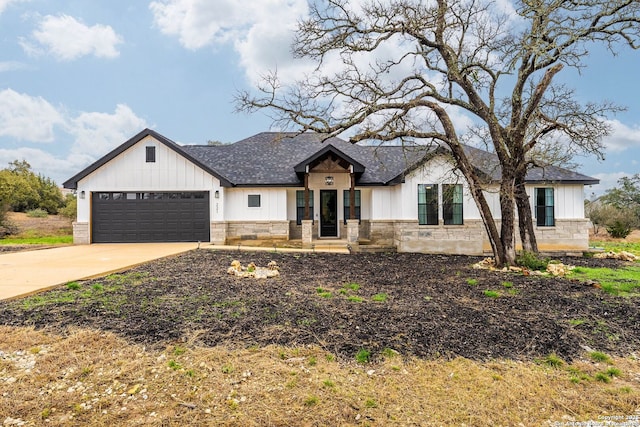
[63,129,597,255]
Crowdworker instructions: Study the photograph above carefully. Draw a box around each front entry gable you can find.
[294,144,366,179]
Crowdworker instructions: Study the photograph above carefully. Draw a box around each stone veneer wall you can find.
[226,221,289,241]
[385,218,591,255]
[72,222,90,244]
[532,219,591,252]
[210,221,228,244]
[368,220,396,246]
[392,220,485,255]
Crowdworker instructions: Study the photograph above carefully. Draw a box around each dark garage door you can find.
[92,192,210,243]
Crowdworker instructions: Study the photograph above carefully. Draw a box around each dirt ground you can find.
[0,250,637,362]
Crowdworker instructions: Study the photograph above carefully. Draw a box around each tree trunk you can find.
[515,175,538,253]
[499,181,518,266]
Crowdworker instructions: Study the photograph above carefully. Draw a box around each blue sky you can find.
[0,0,638,197]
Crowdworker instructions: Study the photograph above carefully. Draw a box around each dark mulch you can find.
[0,250,637,361]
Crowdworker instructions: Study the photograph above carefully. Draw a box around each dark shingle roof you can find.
[63,129,599,189]
[182,132,599,187]
[181,132,432,186]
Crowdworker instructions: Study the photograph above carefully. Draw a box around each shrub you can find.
[59,194,77,220]
[26,208,48,218]
[606,220,632,239]
[516,251,549,271]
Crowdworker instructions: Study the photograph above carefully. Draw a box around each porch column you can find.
[349,167,355,220]
[302,169,313,248]
[304,171,310,220]
[347,165,359,245]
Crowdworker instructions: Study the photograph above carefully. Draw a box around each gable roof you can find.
[63,128,232,189]
[64,129,599,189]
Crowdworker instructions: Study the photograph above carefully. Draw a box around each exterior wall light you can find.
[214,190,220,199]
[79,190,85,199]
[325,176,334,186]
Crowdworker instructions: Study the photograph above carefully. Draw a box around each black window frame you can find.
[145,146,156,163]
[343,189,361,224]
[418,184,438,225]
[443,184,463,225]
[535,187,555,226]
[248,194,261,208]
[296,190,314,225]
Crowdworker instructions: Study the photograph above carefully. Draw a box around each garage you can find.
[91,191,210,243]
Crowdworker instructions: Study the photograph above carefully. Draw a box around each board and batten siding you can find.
[528,184,585,219]
[224,188,288,221]
[75,135,222,223]
[398,156,481,220]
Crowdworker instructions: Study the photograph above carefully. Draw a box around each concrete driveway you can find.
[0,243,198,300]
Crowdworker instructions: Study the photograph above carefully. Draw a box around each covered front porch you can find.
[292,144,365,247]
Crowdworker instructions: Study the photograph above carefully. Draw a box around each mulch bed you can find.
[0,250,638,361]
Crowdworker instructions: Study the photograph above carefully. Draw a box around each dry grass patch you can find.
[1,326,639,426]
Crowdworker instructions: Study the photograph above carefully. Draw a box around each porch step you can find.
[359,245,397,253]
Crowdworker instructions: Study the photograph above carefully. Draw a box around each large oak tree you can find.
[238,0,639,266]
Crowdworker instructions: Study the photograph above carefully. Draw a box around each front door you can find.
[320,190,338,237]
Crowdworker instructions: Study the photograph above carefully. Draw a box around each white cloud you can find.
[150,0,309,80]
[604,119,640,153]
[0,146,79,185]
[0,89,147,184]
[150,0,307,50]
[0,0,28,15]
[20,14,123,61]
[587,171,630,198]
[0,89,64,142]
[0,61,27,72]
[68,104,148,157]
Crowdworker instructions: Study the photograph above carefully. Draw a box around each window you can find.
[418,184,438,225]
[443,184,463,225]
[343,190,361,224]
[248,194,261,208]
[146,146,156,163]
[535,187,554,226]
[296,190,314,225]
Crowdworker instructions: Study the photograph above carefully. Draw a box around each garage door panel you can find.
[92,191,210,243]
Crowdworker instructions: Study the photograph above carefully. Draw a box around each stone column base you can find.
[302,220,313,248]
[210,221,228,244]
[346,219,360,244]
[72,222,90,244]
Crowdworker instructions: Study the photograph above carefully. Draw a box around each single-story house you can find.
[63,128,598,254]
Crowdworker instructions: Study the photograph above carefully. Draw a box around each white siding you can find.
[525,184,585,219]
[76,135,222,223]
[400,156,480,220]
[225,188,288,221]
[370,187,399,219]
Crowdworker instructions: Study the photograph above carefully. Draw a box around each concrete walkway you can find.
[0,243,197,300]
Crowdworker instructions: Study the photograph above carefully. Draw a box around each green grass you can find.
[570,265,640,296]
[18,272,150,310]
[316,288,333,298]
[0,235,73,245]
[355,349,371,364]
[347,295,364,303]
[588,351,612,364]
[539,353,564,369]
[371,293,387,302]
[483,290,500,298]
[344,283,360,291]
[590,240,640,256]
[466,278,478,286]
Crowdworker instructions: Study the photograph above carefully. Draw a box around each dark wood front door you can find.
[320,190,338,237]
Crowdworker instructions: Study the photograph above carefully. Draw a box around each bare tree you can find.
[238,0,639,266]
